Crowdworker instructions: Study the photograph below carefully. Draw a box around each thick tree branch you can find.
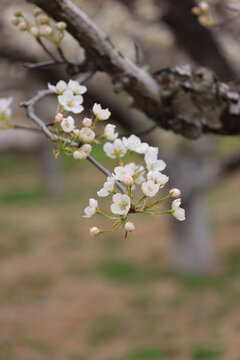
[26,0,240,138]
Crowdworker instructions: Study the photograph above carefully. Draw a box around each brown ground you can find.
[0,153,240,360]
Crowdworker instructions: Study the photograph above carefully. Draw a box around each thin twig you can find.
[36,38,59,62]
[23,59,65,69]
[57,46,68,62]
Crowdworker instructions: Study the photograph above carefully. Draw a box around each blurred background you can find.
[0,0,240,359]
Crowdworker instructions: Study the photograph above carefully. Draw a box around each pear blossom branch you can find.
[19,72,125,194]
[26,0,240,139]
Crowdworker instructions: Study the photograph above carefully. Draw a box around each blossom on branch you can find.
[104,124,118,141]
[141,180,160,197]
[84,198,98,218]
[58,90,84,113]
[93,103,111,120]
[61,116,75,132]
[103,139,127,159]
[97,177,115,197]
[171,199,185,221]
[123,134,149,154]
[110,193,131,215]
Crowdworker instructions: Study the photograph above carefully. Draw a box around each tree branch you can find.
[25,0,240,139]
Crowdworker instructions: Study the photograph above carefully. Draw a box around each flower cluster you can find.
[46,79,185,237]
[191,2,213,27]
[12,9,67,46]
[0,97,13,129]
[47,79,111,160]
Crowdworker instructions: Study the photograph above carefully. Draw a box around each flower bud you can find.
[33,8,42,17]
[90,227,100,236]
[82,117,92,127]
[73,129,81,137]
[12,17,20,26]
[56,22,67,31]
[37,13,50,24]
[39,25,53,36]
[191,6,201,15]
[125,222,135,232]
[30,26,39,37]
[18,21,28,31]
[199,1,209,13]
[81,144,92,156]
[55,113,63,123]
[122,175,134,186]
[198,15,213,27]
[169,188,181,198]
[13,10,22,17]
[73,150,87,160]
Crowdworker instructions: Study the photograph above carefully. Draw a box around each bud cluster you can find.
[12,8,67,46]
[191,2,213,27]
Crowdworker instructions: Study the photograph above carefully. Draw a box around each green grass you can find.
[88,315,123,344]
[129,347,168,359]
[225,247,240,276]
[20,337,52,354]
[69,353,86,360]
[191,347,222,359]
[128,295,155,311]
[99,258,165,284]
[0,189,44,204]
[177,274,227,291]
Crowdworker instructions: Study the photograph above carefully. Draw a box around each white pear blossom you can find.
[113,164,135,182]
[39,25,52,36]
[103,139,127,159]
[90,226,100,236]
[83,198,98,218]
[141,180,160,197]
[81,144,92,155]
[125,222,135,232]
[68,80,87,95]
[79,127,95,143]
[123,135,149,154]
[93,103,111,120]
[110,193,131,215]
[144,146,166,172]
[30,26,39,36]
[97,177,115,197]
[73,144,92,160]
[0,97,12,117]
[73,150,87,160]
[104,124,118,141]
[58,89,84,114]
[134,165,146,185]
[147,171,169,188]
[61,116,75,132]
[172,199,185,221]
[48,80,68,94]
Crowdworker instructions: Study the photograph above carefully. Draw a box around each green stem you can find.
[97,210,119,221]
[145,195,170,210]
